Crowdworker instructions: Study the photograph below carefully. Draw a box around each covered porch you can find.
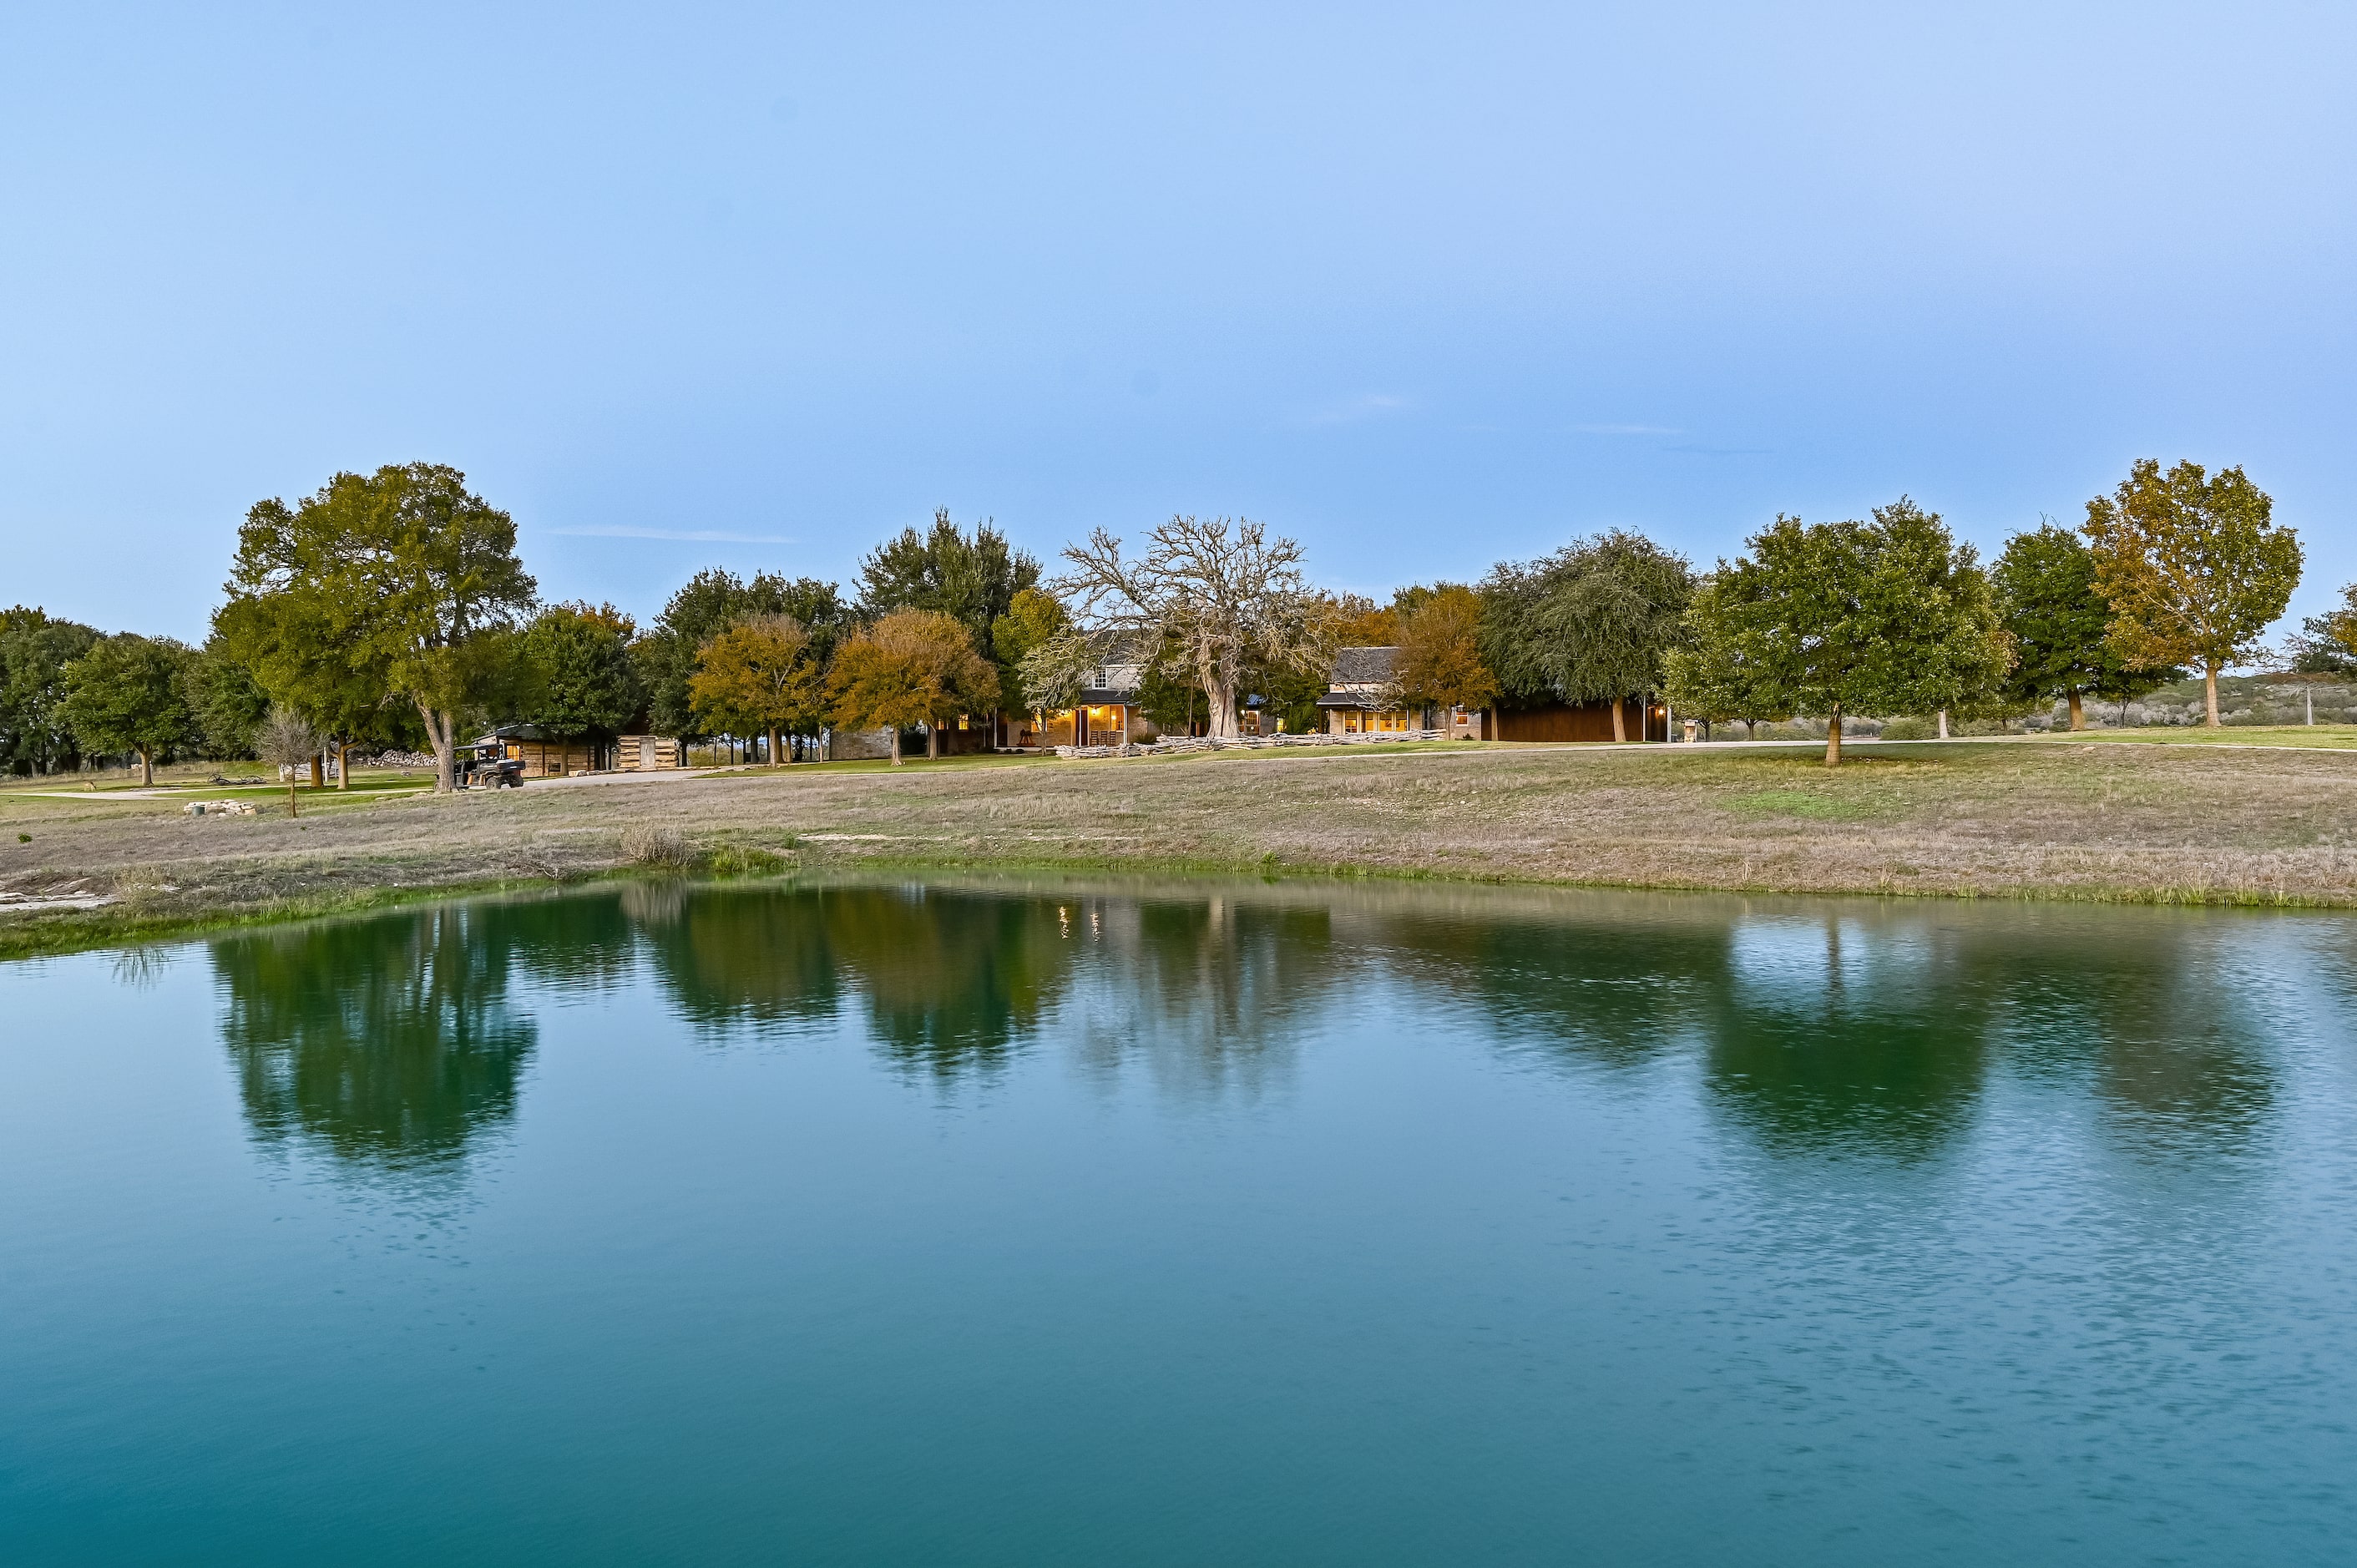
[1318,692,1416,734]
[1009,699,1146,750]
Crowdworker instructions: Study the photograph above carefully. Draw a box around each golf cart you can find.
[456,741,527,789]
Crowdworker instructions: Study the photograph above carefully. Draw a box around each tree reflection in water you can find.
[1335,897,1727,1072]
[817,887,1073,1077]
[1058,895,1333,1102]
[1692,905,2278,1168]
[203,879,2290,1177]
[1985,914,2277,1166]
[212,904,538,1174]
[634,881,844,1039]
[1701,914,1997,1162]
[635,883,1074,1076]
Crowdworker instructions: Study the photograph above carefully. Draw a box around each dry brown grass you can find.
[3,739,2356,952]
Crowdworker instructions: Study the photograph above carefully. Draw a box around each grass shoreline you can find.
[9,844,2348,966]
[8,735,2357,959]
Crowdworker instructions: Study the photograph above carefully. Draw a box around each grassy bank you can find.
[6,737,2357,957]
[2047,725,2357,750]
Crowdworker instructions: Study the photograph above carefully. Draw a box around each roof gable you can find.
[1329,645,1399,685]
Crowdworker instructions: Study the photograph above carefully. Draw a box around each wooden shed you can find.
[1491,699,1667,742]
[617,735,680,771]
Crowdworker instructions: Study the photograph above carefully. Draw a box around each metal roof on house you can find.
[1328,645,1399,686]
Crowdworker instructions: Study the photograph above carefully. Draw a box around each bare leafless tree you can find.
[255,705,319,817]
[1014,629,1101,715]
[1053,517,1331,739]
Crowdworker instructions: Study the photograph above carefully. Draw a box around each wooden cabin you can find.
[1318,647,1411,732]
[1317,647,1488,737]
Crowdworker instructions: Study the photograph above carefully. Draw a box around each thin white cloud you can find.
[1572,422,1682,436]
[545,525,797,544]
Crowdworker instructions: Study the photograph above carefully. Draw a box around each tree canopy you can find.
[211,555,383,756]
[1662,579,1788,738]
[520,602,644,737]
[1331,594,1399,648]
[1480,531,1693,741]
[1992,522,2165,730]
[223,463,538,790]
[1663,500,2008,765]
[827,609,999,763]
[2288,582,2357,676]
[59,634,198,785]
[1389,584,1498,716]
[0,607,102,775]
[640,570,844,738]
[858,509,1040,668]
[182,633,273,761]
[2084,458,2302,726]
[990,588,1075,714]
[690,615,822,761]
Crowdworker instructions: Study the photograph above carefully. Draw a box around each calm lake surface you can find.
[4,876,2355,1565]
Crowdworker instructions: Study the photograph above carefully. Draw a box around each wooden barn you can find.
[1490,698,1669,742]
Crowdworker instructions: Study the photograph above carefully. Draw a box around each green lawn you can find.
[2047,725,2357,750]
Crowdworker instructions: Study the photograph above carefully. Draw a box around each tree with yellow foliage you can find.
[827,609,999,764]
[690,615,822,764]
[2084,459,2301,727]
[1388,584,1498,721]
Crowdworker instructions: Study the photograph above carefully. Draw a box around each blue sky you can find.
[4,2,2350,642]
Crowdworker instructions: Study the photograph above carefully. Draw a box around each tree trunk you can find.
[336,738,350,788]
[888,726,903,765]
[927,723,940,759]
[418,701,457,792]
[1611,698,1626,744]
[1824,707,1844,767]
[767,726,781,766]
[1936,708,1949,740]
[2066,691,2083,731]
[286,771,299,817]
[2204,663,2222,726]
[139,747,154,787]
[310,751,324,788]
[1206,671,1240,739]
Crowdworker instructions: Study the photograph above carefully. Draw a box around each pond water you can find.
[3,877,2355,1565]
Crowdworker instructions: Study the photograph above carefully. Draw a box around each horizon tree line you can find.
[0,455,2333,781]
